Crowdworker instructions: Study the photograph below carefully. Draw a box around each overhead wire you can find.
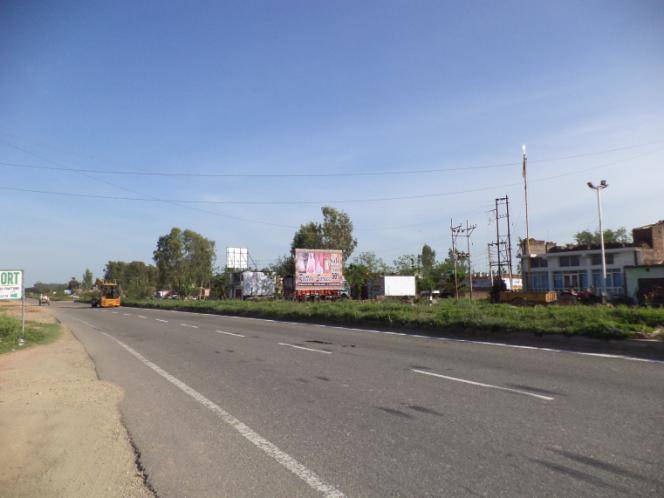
[1,137,662,178]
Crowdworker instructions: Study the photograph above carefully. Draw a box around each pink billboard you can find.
[294,249,343,290]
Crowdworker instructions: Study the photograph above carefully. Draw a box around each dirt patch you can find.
[0,317,152,497]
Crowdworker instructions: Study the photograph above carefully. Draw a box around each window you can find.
[559,255,580,267]
[555,271,587,290]
[529,257,548,268]
[592,269,623,292]
[530,272,548,291]
[591,253,614,265]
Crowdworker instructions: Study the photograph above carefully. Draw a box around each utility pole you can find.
[505,195,514,288]
[587,180,609,300]
[463,220,477,300]
[522,145,531,291]
[487,243,494,285]
[450,219,463,301]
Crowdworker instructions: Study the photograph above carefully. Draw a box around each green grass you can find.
[122,298,664,340]
[0,313,61,354]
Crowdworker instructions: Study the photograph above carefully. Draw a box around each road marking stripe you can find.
[180,323,198,329]
[155,318,168,323]
[122,307,664,365]
[411,369,554,401]
[278,343,332,354]
[111,311,119,314]
[217,330,245,338]
[138,315,147,319]
[123,313,132,316]
[69,318,344,498]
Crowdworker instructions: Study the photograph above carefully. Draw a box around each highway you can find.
[52,302,664,497]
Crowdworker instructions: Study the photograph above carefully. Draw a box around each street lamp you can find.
[587,180,609,299]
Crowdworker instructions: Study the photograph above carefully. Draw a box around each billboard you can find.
[226,247,248,270]
[0,270,23,300]
[294,249,343,290]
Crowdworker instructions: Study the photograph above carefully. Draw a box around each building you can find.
[521,220,664,297]
[624,264,664,305]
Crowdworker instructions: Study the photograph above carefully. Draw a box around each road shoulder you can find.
[0,314,152,497]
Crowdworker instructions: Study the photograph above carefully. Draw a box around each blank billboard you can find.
[226,247,248,270]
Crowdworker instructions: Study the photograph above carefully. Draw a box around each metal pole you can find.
[505,196,514,289]
[522,146,531,291]
[597,188,607,296]
[451,219,459,301]
[465,220,476,300]
[21,269,25,338]
[488,243,494,285]
[495,200,502,278]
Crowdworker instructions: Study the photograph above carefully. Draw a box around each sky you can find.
[1,0,663,285]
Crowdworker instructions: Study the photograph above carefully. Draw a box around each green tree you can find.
[320,207,357,259]
[392,254,420,276]
[290,207,357,261]
[67,277,81,291]
[574,227,631,246]
[82,269,94,290]
[153,228,216,295]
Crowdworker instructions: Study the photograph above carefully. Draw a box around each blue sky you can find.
[1,0,663,284]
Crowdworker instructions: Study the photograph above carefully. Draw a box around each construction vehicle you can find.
[90,279,121,308]
[492,278,557,305]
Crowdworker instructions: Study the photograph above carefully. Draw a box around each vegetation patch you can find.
[0,313,61,354]
[121,298,664,340]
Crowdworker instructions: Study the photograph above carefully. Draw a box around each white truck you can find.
[367,276,417,300]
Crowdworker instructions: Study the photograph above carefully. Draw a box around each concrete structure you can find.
[624,264,664,304]
[522,220,664,297]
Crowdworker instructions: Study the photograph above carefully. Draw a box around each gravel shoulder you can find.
[0,305,152,498]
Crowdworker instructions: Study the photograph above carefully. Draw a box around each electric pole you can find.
[464,220,477,300]
[522,145,531,291]
[450,219,463,301]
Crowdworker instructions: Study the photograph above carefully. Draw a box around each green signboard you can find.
[0,270,23,300]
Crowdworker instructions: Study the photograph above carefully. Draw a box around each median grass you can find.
[0,312,61,354]
[121,298,664,340]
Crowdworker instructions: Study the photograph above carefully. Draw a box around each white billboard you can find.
[384,276,416,297]
[226,247,248,270]
[0,270,23,300]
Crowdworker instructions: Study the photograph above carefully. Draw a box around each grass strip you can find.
[121,298,664,340]
[0,313,61,354]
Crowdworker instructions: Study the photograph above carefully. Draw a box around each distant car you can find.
[39,294,50,306]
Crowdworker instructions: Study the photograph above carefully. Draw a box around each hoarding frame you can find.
[0,269,25,338]
[293,248,344,291]
[226,247,248,270]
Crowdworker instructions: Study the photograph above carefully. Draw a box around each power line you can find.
[3,145,660,206]
[1,138,662,179]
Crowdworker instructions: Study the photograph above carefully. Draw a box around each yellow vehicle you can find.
[91,280,121,308]
[499,290,557,305]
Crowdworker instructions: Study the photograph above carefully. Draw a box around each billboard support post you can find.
[21,270,25,338]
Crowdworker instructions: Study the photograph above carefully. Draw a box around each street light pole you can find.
[587,180,609,299]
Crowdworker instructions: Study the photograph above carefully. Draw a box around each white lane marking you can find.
[123,313,132,316]
[217,330,245,338]
[123,307,664,365]
[111,311,119,314]
[278,342,332,354]
[69,317,344,498]
[411,369,554,401]
[180,323,198,329]
[155,318,169,323]
[138,315,147,319]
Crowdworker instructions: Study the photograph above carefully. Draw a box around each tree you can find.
[291,222,324,253]
[418,244,437,291]
[393,254,420,276]
[574,227,631,246]
[103,260,158,298]
[82,269,94,290]
[354,252,389,274]
[153,227,216,295]
[289,207,357,261]
[320,207,357,259]
[270,255,295,277]
[67,277,81,291]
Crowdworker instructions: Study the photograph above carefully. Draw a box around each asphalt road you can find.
[52,302,664,497]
